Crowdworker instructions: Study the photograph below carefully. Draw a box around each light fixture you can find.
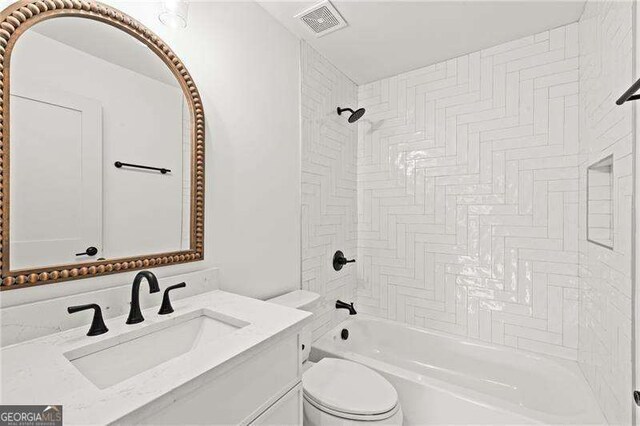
[159,0,189,29]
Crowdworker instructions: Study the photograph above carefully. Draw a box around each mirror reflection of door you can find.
[10,86,102,270]
[7,17,191,271]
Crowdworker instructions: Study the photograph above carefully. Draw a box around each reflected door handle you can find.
[76,246,98,257]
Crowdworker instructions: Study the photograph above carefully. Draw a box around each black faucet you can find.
[67,304,109,336]
[126,271,160,324]
[336,300,357,315]
[158,282,186,315]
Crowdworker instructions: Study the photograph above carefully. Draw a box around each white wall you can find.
[578,0,634,423]
[356,24,582,360]
[300,42,358,339]
[0,0,301,307]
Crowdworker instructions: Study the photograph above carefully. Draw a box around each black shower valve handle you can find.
[333,250,356,271]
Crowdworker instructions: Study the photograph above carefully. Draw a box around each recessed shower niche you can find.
[587,155,614,249]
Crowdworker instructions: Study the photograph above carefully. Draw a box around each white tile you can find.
[353,21,591,375]
[577,1,633,423]
[301,42,358,335]
[548,286,563,333]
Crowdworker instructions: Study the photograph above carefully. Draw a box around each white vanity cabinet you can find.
[251,383,303,425]
[1,290,311,425]
[129,332,303,425]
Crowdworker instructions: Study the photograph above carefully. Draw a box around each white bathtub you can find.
[310,316,605,425]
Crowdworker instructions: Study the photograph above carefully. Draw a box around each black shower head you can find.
[337,107,366,123]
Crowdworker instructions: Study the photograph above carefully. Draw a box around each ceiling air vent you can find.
[295,0,347,38]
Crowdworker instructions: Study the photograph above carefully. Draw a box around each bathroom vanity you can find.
[1,290,311,425]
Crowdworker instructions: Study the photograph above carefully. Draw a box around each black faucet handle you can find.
[333,250,356,271]
[158,282,186,315]
[67,303,109,336]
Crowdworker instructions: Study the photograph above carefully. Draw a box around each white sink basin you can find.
[64,309,249,389]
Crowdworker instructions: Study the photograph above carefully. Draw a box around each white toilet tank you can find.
[267,290,320,362]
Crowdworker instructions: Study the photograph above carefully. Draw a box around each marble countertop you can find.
[0,290,311,425]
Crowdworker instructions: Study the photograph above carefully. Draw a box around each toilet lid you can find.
[302,358,398,416]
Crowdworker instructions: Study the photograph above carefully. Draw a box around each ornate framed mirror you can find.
[0,0,205,290]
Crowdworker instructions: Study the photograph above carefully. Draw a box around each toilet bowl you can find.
[268,291,403,426]
[303,358,402,425]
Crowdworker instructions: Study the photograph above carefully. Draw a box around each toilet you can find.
[268,291,403,425]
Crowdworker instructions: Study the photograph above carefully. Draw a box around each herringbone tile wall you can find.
[299,4,635,422]
[578,1,633,423]
[356,23,582,360]
[301,42,358,339]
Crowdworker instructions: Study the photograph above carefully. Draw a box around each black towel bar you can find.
[114,161,171,174]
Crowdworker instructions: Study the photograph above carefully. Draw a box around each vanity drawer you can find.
[251,383,302,426]
[135,333,301,425]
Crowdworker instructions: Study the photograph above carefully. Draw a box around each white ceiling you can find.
[31,17,180,88]
[259,0,587,84]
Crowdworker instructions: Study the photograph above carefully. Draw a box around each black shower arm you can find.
[337,107,355,114]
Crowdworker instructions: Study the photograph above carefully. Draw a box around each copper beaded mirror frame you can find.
[0,0,205,290]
